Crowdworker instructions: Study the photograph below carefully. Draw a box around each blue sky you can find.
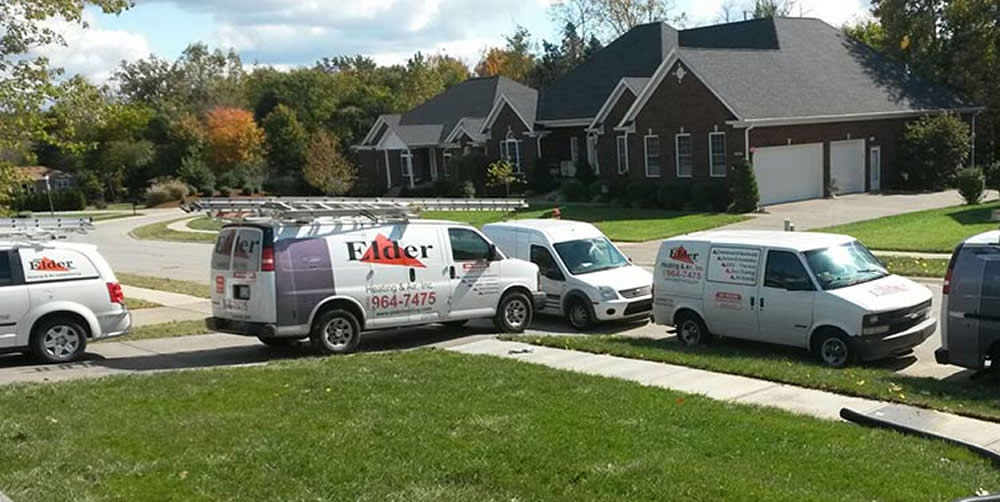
[38,0,871,82]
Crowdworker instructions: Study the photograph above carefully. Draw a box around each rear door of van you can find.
[654,240,709,325]
[211,226,276,324]
[948,246,990,368]
[703,245,763,339]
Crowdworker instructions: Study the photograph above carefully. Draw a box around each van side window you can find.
[449,229,491,261]
[983,259,1000,302]
[531,245,564,281]
[0,251,11,287]
[764,251,814,291]
[213,229,236,270]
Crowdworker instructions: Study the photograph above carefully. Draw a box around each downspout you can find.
[744,124,756,164]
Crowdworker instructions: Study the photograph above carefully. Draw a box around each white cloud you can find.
[31,12,152,83]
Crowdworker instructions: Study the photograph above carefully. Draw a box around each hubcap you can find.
[505,298,528,328]
[570,304,589,327]
[822,338,848,366]
[680,321,701,345]
[323,318,354,349]
[42,325,81,360]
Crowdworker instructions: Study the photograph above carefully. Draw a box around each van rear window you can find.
[232,229,263,272]
[213,229,236,271]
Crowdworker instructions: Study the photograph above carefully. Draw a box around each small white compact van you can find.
[653,230,936,367]
[483,219,653,329]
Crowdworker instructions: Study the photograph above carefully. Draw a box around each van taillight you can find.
[107,282,124,304]
[261,247,275,272]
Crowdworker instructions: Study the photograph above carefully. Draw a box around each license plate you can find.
[233,285,251,300]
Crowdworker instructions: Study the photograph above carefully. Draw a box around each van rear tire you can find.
[494,291,533,333]
[310,309,361,356]
[30,316,88,364]
[675,312,709,347]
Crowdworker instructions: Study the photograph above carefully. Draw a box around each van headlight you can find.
[598,286,618,301]
[863,313,889,335]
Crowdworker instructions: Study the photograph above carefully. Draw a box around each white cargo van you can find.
[191,198,544,354]
[483,219,653,329]
[653,231,936,367]
[0,218,131,363]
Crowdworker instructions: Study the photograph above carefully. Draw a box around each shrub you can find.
[144,179,189,207]
[461,181,476,199]
[627,181,658,209]
[528,163,559,194]
[14,190,87,212]
[588,181,607,202]
[562,180,590,202]
[902,113,971,190]
[574,160,596,185]
[433,178,458,197]
[262,175,301,196]
[691,182,717,211]
[956,166,986,205]
[658,182,691,211]
[729,159,760,213]
[177,150,215,195]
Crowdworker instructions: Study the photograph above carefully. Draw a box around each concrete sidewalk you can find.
[447,338,1000,453]
[166,217,216,234]
[123,285,211,326]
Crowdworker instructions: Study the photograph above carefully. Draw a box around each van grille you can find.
[883,300,932,335]
[619,286,652,299]
[624,299,653,315]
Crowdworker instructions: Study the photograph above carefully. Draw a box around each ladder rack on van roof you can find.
[0,217,95,240]
[181,197,529,223]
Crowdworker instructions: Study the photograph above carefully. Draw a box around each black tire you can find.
[566,298,594,331]
[493,291,533,333]
[815,330,854,369]
[444,320,469,328]
[30,316,88,364]
[309,309,361,356]
[675,311,709,347]
[257,337,298,348]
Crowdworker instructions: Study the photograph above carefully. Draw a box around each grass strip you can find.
[130,217,217,243]
[118,273,211,299]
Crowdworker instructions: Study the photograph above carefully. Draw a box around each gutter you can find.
[727,107,987,128]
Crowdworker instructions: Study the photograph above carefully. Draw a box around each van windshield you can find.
[804,241,888,290]
[553,237,628,275]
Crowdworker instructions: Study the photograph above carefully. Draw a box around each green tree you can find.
[487,160,519,197]
[843,18,888,52]
[98,140,155,201]
[303,130,356,195]
[902,113,971,189]
[262,104,307,177]
[475,27,537,83]
[752,0,795,18]
[550,0,684,41]
[729,159,760,213]
[177,148,216,195]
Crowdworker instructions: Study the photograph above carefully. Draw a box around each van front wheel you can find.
[310,309,361,356]
[675,312,708,347]
[815,330,854,368]
[494,291,533,333]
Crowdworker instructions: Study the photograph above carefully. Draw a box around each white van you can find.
[483,219,653,329]
[652,231,936,367]
[205,218,544,354]
[0,239,131,363]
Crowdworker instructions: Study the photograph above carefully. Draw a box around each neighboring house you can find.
[358,17,980,205]
[355,76,538,192]
[16,166,77,193]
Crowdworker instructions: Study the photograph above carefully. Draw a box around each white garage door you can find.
[753,143,824,205]
[830,139,866,195]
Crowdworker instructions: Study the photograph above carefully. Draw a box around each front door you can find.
[447,228,502,320]
[530,244,566,314]
[703,246,763,339]
[757,250,816,348]
[0,250,29,349]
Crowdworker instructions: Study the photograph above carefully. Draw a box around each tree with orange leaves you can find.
[203,107,264,173]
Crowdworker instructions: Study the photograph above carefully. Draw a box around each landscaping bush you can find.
[144,179,189,207]
[461,181,476,199]
[956,166,986,205]
[901,113,971,190]
[729,159,760,213]
[262,175,302,196]
[691,182,718,211]
[588,181,607,202]
[562,180,590,202]
[528,164,558,194]
[13,190,86,212]
[177,150,215,195]
[433,178,458,197]
[574,160,596,185]
[627,181,658,209]
[658,182,691,211]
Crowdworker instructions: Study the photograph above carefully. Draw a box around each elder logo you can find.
[347,234,432,268]
[31,257,74,272]
[669,246,699,264]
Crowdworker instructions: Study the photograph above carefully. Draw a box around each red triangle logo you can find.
[360,234,427,268]
[34,257,69,271]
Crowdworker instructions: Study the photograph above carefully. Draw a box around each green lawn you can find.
[186,216,224,232]
[98,319,212,343]
[820,201,1000,253]
[130,217,217,243]
[881,255,949,278]
[124,297,161,310]
[508,334,1000,423]
[118,273,211,299]
[0,351,996,501]
[19,211,140,222]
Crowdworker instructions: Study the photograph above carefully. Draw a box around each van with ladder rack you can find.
[182,197,545,355]
[0,217,131,363]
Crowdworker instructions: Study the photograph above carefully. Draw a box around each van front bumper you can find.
[594,296,653,322]
[206,317,277,337]
[852,317,937,362]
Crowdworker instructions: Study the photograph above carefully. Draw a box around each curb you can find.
[1,490,12,502]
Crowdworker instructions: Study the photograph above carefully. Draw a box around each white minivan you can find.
[652,231,936,367]
[206,218,544,354]
[483,219,653,329]
[0,240,131,363]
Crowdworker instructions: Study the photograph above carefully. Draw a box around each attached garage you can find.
[752,143,824,205]
[830,139,866,195]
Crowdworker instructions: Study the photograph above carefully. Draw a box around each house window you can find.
[501,132,522,173]
[616,136,629,174]
[709,132,727,177]
[443,151,452,177]
[587,134,600,175]
[570,136,579,164]
[644,134,661,178]
[400,150,414,188]
[675,133,692,178]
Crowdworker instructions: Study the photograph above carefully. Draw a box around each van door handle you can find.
[750,296,755,308]
[449,266,456,279]
[760,297,765,310]
[409,268,416,282]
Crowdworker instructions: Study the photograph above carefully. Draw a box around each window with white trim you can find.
[644,134,661,178]
[709,132,727,177]
[501,132,523,173]
[587,134,600,174]
[616,136,628,174]
[570,136,579,164]
[400,150,414,187]
[675,133,692,178]
[442,151,452,177]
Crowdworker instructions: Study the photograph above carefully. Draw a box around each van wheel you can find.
[494,291,533,333]
[675,312,708,346]
[310,310,361,356]
[567,299,594,330]
[815,330,854,368]
[31,317,88,364]
[257,337,298,348]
